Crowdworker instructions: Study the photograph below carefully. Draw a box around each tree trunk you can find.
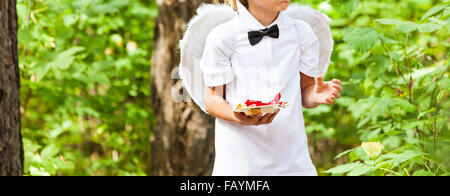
[0,0,23,176]
[150,0,224,176]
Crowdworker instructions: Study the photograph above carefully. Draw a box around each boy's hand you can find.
[313,76,342,105]
[233,110,280,126]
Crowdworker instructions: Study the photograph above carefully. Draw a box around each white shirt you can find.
[200,1,320,176]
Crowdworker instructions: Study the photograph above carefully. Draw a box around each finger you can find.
[235,112,251,121]
[267,110,280,123]
[316,76,324,87]
[332,79,341,85]
[332,84,343,92]
[332,92,340,99]
[246,113,263,125]
[258,113,272,125]
[233,113,249,126]
[265,112,277,123]
[250,114,263,122]
[325,98,334,104]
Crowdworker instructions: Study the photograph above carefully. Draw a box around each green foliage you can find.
[343,27,379,51]
[421,4,449,20]
[293,0,449,176]
[18,0,157,176]
[329,0,361,14]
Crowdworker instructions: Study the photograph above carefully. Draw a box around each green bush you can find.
[18,0,157,176]
[293,0,449,176]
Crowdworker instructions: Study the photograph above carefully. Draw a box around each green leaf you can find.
[52,158,75,170]
[437,90,446,104]
[62,14,80,26]
[368,128,382,140]
[18,28,35,49]
[413,169,435,176]
[361,142,384,158]
[357,117,370,129]
[41,144,60,158]
[394,21,418,33]
[355,146,369,161]
[428,17,449,26]
[83,107,101,118]
[94,73,111,86]
[305,123,328,135]
[375,19,418,33]
[49,47,85,70]
[420,4,449,21]
[335,148,355,159]
[382,135,402,149]
[335,97,356,107]
[324,163,361,174]
[391,98,416,113]
[49,120,73,138]
[303,104,331,116]
[349,97,377,118]
[445,7,450,16]
[91,0,128,14]
[401,120,423,130]
[343,27,379,51]
[56,26,74,41]
[379,35,401,45]
[349,151,360,162]
[418,23,441,32]
[23,138,41,152]
[380,150,422,167]
[329,0,360,14]
[29,166,51,176]
[16,3,27,24]
[41,158,57,175]
[347,164,373,176]
[366,55,390,79]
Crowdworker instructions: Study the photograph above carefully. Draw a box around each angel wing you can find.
[285,4,334,76]
[178,4,237,113]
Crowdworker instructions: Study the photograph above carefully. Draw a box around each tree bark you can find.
[0,0,23,176]
[150,0,224,176]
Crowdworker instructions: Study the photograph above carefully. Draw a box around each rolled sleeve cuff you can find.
[299,65,320,78]
[203,67,235,87]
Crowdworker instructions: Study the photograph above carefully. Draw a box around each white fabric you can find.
[179,4,237,113]
[285,4,334,77]
[199,1,319,176]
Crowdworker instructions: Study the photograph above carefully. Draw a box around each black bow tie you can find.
[248,24,279,46]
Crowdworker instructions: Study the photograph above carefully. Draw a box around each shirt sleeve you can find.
[199,26,235,87]
[298,22,320,78]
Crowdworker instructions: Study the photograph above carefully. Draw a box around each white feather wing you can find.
[285,4,334,76]
[179,4,236,113]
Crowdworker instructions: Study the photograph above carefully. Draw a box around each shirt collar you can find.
[236,0,289,30]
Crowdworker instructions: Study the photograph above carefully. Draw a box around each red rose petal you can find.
[244,93,283,107]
